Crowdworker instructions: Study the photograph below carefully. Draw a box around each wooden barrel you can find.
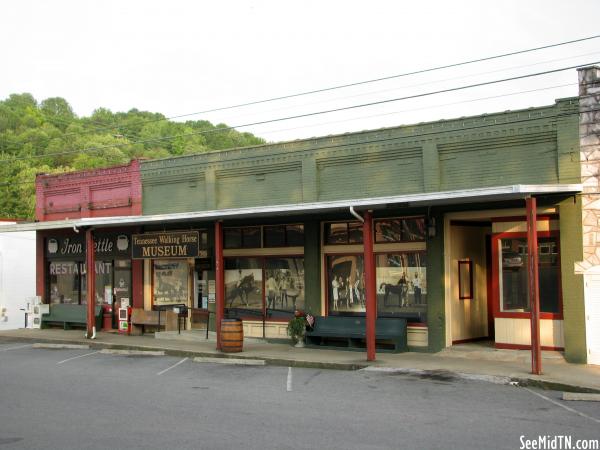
[221,319,243,353]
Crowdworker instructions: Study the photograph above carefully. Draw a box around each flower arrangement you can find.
[287,310,314,346]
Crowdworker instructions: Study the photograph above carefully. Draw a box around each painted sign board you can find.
[132,231,206,259]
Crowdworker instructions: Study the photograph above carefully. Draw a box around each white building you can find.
[0,221,36,330]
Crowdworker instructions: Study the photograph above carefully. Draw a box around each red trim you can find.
[363,211,376,361]
[526,197,542,375]
[36,233,45,300]
[452,336,489,345]
[490,230,563,320]
[131,259,143,309]
[495,343,563,351]
[85,229,96,338]
[407,322,427,328]
[215,221,224,351]
[486,235,494,339]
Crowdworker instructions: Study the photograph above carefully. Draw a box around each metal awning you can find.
[0,184,582,232]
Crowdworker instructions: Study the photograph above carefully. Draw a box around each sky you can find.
[1,0,600,143]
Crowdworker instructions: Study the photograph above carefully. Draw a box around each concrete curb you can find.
[32,343,90,350]
[362,366,600,394]
[3,335,598,392]
[0,335,363,371]
[99,349,165,356]
[194,357,266,366]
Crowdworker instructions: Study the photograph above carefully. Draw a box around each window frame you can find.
[374,217,426,244]
[223,254,305,322]
[491,230,563,320]
[224,224,304,249]
[263,224,305,248]
[324,221,364,245]
[323,250,427,324]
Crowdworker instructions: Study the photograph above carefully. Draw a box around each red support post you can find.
[526,197,542,375]
[363,210,376,361]
[85,228,96,338]
[215,221,224,351]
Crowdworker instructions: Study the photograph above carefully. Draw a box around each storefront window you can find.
[376,253,427,318]
[224,227,262,249]
[375,218,426,243]
[224,228,242,249]
[153,260,189,305]
[263,225,305,247]
[264,226,285,247]
[327,254,365,314]
[325,222,363,245]
[265,258,304,312]
[402,218,426,241]
[286,225,304,247]
[499,236,560,313]
[49,261,82,304]
[224,258,263,310]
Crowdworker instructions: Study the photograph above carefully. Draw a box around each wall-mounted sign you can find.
[46,233,131,259]
[132,231,204,259]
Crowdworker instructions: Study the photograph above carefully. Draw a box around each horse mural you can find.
[379,282,409,307]
[227,273,259,308]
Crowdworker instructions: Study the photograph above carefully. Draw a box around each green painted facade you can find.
[138,97,584,358]
[140,98,580,212]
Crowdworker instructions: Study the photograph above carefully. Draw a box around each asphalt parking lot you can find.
[0,341,599,450]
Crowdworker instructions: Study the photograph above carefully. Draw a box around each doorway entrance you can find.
[448,220,492,345]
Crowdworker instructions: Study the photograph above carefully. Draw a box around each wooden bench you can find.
[41,304,102,330]
[130,308,178,335]
[305,316,408,352]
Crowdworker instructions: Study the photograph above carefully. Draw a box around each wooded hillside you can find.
[0,94,265,219]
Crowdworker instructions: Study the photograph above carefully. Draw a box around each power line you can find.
[0,81,580,185]
[1,105,596,189]
[0,60,597,164]
[5,34,599,147]
[250,82,578,138]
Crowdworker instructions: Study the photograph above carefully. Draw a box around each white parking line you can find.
[0,344,33,352]
[287,367,293,392]
[157,357,188,376]
[524,387,600,424]
[57,351,101,365]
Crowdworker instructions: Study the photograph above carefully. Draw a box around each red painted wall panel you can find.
[35,160,142,221]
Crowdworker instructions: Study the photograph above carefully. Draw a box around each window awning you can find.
[0,184,582,232]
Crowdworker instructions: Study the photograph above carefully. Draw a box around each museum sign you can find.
[132,231,204,259]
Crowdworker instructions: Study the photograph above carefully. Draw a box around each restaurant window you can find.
[265,257,305,312]
[49,261,82,304]
[376,252,427,320]
[325,222,363,245]
[93,262,113,306]
[498,236,560,314]
[153,260,189,306]
[375,218,426,243]
[224,258,263,310]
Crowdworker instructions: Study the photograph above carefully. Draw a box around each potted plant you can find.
[287,310,308,347]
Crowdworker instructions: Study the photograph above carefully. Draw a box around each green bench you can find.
[41,304,103,330]
[305,316,408,352]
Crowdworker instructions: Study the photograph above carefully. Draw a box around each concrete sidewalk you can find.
[1,328,599,393]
